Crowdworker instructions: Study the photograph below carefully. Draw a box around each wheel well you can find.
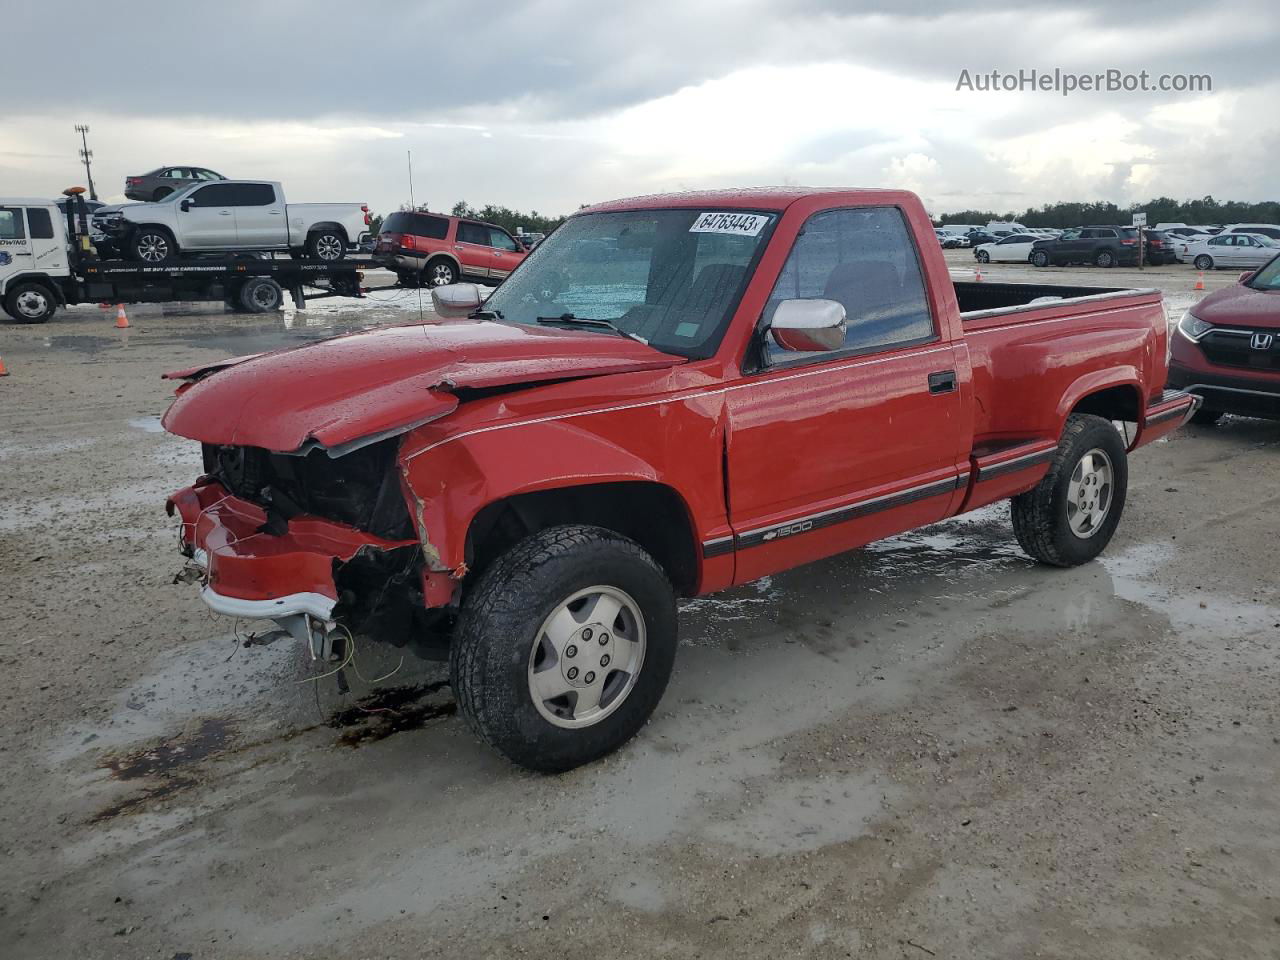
[308,222,348,241]
[1071,385,1140,423]
[466,482,699,595]
[4,274,64,305]
[425,253,459,272]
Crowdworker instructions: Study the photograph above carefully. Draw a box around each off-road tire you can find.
[4,281,58,323]
[451,524,678,773]
[1190,408,1223,426]
[1011,414,1128,567]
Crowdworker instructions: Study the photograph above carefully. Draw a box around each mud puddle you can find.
[329,681,455,746]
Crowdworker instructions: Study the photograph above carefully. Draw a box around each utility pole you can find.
[75,124,98,200]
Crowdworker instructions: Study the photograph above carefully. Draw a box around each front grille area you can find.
[202,437,415,540]
[1200,329,1280,371]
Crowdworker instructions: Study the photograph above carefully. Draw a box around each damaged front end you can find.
[167,436,450,661]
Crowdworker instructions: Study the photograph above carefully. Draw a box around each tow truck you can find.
[0,188,368,323]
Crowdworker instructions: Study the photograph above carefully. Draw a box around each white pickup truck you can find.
[93,180,370,262]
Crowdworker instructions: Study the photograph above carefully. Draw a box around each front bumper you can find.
[167,480,419,622]
[1168,360,1280,419]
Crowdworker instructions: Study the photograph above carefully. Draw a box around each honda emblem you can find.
[1251,332,1274,350]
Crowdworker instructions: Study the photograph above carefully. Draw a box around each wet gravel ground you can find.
[1,261,1277,959]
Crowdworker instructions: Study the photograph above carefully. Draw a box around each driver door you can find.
[180,183,238,249]
[724,206,966,584]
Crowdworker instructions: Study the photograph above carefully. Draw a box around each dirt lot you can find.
[1,260,1278,959]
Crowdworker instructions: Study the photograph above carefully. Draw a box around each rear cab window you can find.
[26,207,54,239]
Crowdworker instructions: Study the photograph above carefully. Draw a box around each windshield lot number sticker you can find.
[689,212,768,236]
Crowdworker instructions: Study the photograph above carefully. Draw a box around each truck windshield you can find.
[483,209,776,358]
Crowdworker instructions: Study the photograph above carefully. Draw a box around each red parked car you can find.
[373,211,527,287]
[163,187,1198,772]
[1168,253,1280,422]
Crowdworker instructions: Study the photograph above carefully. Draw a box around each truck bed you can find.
[954,279,1146,318]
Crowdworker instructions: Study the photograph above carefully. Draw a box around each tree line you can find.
[937,196,1280,228]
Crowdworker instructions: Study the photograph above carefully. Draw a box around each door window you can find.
[488,228,519,251]
[0,207,26,239]
[765,206,935,360]
[456,222,490,245]
[189,183,274,206]
[163,168,190,179]
[26,207,54,239]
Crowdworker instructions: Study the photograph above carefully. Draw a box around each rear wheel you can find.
[424,257,457,286]
[451,524,678,772]
[1094,250,1115,268]
[1011,414,1128,567]
[306,230,346,261]
[4,282,58,323]
[1193,254,1214,271]
[238,276,283,313]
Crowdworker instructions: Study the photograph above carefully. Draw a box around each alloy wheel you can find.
[527,585,647,729]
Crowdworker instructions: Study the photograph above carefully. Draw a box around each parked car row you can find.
[949,219,1280,270]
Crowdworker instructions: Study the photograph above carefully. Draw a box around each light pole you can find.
[75,124,98,200]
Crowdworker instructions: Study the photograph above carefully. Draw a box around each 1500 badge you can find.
[762,519,814,541]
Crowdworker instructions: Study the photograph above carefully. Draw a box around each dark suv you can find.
[1031,225,1140,268]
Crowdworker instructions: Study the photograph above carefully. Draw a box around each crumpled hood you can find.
[161,319,683,455]
[1194,283,1280,329]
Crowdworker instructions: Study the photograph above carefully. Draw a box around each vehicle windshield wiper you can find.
[536,313,646,344]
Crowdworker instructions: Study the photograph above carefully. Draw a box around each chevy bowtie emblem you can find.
[1251,332,1274,350]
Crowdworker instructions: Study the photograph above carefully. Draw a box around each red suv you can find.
[1168,253,1280,423]
[374,211,528,286]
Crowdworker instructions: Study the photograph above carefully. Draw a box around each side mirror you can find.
[431,282,483,318]
[180,199,192,212]
[769,298,846,352]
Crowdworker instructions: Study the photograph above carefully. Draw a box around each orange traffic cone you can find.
[1193,272,1205,291]
[0,355,9,377]
[974,265,984,282]
[114,304,130,328]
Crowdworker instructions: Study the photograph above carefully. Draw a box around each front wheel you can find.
[1011,414,1128,567]
[4,282,58,323]
[976,250,991,263]
[130,227,177,263]
[1031,250,1050,267]
[451,525,678,772]
[1193,255,1214,271]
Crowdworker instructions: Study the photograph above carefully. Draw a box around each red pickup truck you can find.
[163,187,1199,772]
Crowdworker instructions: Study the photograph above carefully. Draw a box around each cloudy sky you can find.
[6,0,1278,218]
